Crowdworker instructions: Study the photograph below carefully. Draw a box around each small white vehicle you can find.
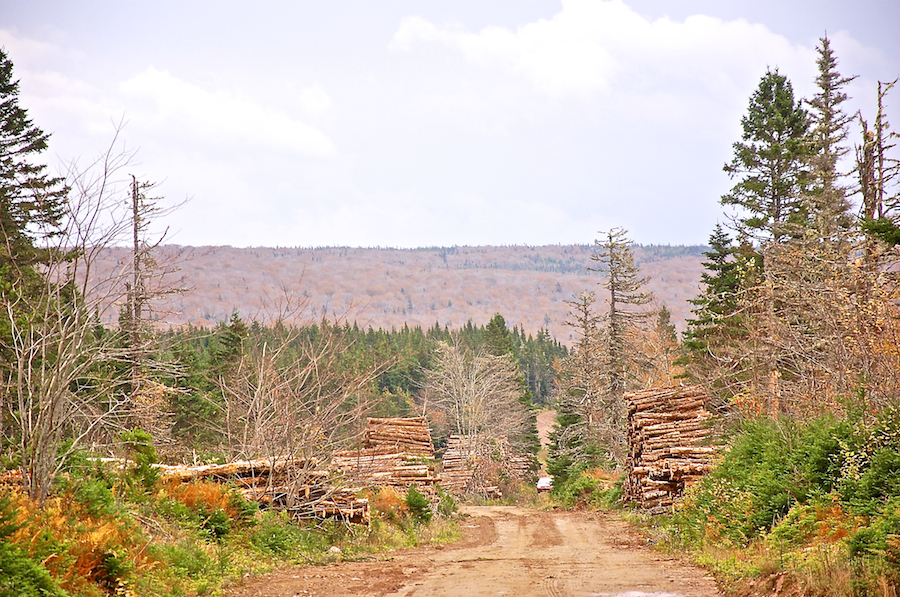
[536,477,553,492]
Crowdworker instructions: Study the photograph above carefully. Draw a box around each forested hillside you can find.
[97,244,705,344]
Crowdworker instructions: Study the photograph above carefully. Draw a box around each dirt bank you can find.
[227,506,721,597]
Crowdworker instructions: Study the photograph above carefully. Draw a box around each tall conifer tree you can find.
[589,228,652,460]
[804,35,856,237]
[722,69,810,242]
[0,48,67,279]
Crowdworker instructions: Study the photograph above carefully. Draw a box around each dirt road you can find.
[228,506,721,597]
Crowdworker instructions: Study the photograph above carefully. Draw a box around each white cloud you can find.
[299,84,334,117]
[0,27,60,64]
[119,67,336,158]
[392,0,819,101]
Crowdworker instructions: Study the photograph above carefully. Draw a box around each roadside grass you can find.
[651,408,900,596]
[541,406,900,596]
[549,467,623,511]
[0,468,461,597]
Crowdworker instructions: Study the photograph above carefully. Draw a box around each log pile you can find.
[363,417,434,457]
[155,458,369,524]
[439,435,481,496]
[624,386,717,514]
[440,434,536,499]
[332,417,437,495]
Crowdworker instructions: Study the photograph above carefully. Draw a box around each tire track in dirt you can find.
[227,506,721,597]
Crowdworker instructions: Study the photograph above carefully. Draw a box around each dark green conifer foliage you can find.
[679,225,760,399]
[0,48,68,456]
[722,69,810,242]
[483,313,539,456]
[804,35,856,236]
[683,225,745,349]
[0,48,67,277]
[484,313,515,357]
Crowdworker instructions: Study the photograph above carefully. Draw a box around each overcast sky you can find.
[1,1,898,248]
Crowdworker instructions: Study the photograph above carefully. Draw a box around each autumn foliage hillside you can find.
[96,244,704,342]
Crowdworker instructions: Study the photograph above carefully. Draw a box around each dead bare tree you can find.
[119,175,187,438]
[1,134,145,502]
[211,318,385,512]
[424,338,530,450]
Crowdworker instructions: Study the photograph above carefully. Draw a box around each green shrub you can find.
[73,476,119,519]
[119,429,159,491]
[250,511,318,558]
[673,416,853,546]
[668,407,900,586]
[229,490,259,520]
[159,540,213,577]
[554,471,604,509]
[599,477,624,509]
[435,486,457,518]
[405,486,432,523]
[0,541,68,597]
[0,495,67,597]
[201,508,231,540]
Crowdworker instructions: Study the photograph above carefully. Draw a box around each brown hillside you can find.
[99,244,706,344]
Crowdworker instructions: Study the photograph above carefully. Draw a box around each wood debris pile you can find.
[332,417,437,495]
[155,458,369,524]
[623,386,717,514]
[440,434,536,499]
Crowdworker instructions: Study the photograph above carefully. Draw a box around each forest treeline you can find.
[164,313,566,448]
[92,242,705,345]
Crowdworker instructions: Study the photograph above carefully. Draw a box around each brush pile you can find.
[155,458,369,524]
[332,417,437,496]
[440,434,536,498]
[623,385,718,514]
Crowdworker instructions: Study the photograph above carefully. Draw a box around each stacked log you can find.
[440,434,537,499]
[332,417,437,496]
[332,448,437,493]
[624,385,717,514]
[155,458,369,524]
[363,417,434,457]
[439,435,479,496]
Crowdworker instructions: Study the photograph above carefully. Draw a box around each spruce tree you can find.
[804,35,856,237]
[0,48,67,279]
[484,313,515,357]
[722,69,810,242]
[548,292,605,483]
[589,228,652,461]
[679,225,761,402]
[0,48,68,446]
[483,313,539,456]
[591,227,653,402]
[683,225,747,349]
